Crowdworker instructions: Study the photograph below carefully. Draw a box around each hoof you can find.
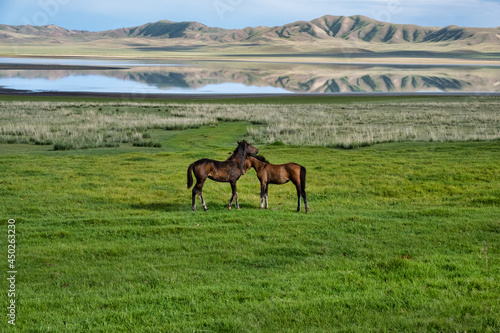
[228,206,232,210]
[203,207,208,212]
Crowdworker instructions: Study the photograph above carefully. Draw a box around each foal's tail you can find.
[300,165,307,191]
[187,163,195,188]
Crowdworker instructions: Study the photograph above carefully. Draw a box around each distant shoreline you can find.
[1,55,500,67]
[1,87,499,100]
[0,64,127,70]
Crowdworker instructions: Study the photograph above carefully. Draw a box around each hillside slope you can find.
[1,14,499,46]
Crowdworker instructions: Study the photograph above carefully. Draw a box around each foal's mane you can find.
[249,154,269,164]
[227,141,244,160]
[227,141,248,170]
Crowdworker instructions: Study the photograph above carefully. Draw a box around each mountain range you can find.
[1,15,499,45]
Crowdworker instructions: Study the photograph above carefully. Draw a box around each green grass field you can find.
[1,96,499,332]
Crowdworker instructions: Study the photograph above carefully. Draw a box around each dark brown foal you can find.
[187,141,258,211]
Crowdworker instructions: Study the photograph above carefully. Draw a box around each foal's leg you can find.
[192,180,207,211]
[295,184,309,214]
[293,179,309,213]
[200,192,207,211]
[191,187,197,211]
[228,181,239,210]
[302,188,309,214]
[260,182,266,209]
[264,184,269,209]
[296,186,302,212]
[299,186,309,214]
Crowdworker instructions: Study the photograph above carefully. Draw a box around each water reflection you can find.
[0,58,498,94]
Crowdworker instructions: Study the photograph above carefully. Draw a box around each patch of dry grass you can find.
[1,98,499,150]
[0,101,216,149]
[169,99,500,148]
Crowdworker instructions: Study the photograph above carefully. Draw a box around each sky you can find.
[0,0,499,31]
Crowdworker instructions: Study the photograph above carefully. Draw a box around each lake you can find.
[0,57,499,95]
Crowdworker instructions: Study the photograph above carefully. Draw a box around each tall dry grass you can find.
[0,101,216,149]
[169,100,500,148]
[1,99,499,149]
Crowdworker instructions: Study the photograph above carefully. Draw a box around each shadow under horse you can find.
[244,154,309,213]
[187,140,259,211]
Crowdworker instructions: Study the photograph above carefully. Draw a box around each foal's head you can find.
[239,140,259,156]
[243,154,269,173]
[229,141,259,161]
[229,140,259,172]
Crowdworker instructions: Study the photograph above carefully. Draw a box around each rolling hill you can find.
[1,15,499,60]
[2,15,499,45]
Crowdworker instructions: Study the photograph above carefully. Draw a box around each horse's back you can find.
[191,159,215,178]
[282,162,302,176]
[193,158,241,182]
[262,162,297,184]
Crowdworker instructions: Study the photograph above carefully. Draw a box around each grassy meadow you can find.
[1,96,499,332]
[2,35,500,66]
